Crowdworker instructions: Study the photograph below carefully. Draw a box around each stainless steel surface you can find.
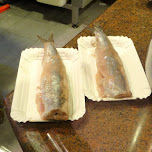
[71,0,80,26]
[145,39,152,89]
[0,0,108,151]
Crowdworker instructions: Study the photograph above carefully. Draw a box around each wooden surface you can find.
[3,0,152,152]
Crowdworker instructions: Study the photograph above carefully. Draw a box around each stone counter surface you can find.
[3,0,152,152]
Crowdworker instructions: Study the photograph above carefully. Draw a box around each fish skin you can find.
[36,34,69,120]
[94,24,132,98]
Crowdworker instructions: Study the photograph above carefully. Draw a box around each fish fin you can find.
[94,22,101,28]
[37,35,48,65]
[37,35,48,44]
[48,33,54,44]
[37,33,54,44]
[94,23,104,34]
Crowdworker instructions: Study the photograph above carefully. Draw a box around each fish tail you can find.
[94,23,113,49]
[94,22,101,29]
[94,23,107,39]
[37,33,54,64]
[37,33,54,45]
[94,22,106,34]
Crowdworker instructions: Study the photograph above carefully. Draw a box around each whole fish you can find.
[94,24,132,98]
[36,34,69,120]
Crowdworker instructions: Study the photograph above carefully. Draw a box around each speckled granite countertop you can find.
[3,0,152,152]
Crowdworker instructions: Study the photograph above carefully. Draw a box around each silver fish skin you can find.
[36,34,69,120]
[94,24,132,98]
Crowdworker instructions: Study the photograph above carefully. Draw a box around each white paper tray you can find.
[11,48,85,122]
[78,36,151,101]
[11,36,151,123]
